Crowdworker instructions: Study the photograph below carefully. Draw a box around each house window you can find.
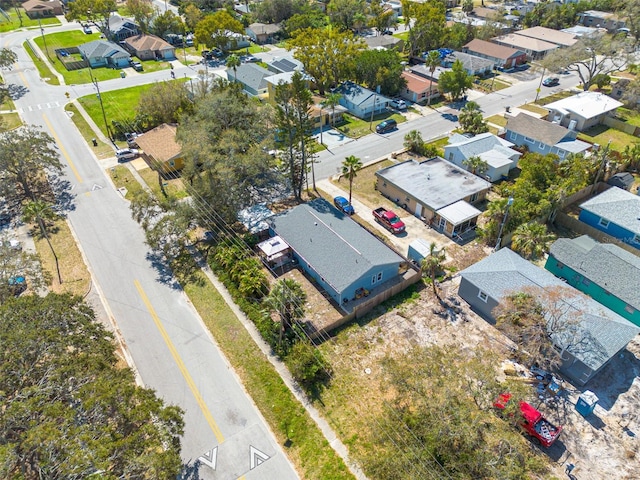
[478,290,488,302]
[469,192,478,203]
[555,261,564,269]
[509,131,517,141]
[625,304,636,315]
[582,277,591,286]
[383,182,387,187]
[538,141,545,149]
[448,152,454,161]
[377,272,383,282]
[524,136,534,144]
[633,234,640,245]
[405,196,410,202]
[558,150,566,159]
[598,218,610,228]
[372,272,382,284]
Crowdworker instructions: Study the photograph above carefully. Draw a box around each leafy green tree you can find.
[254,0,302,24]
[183,3,204,32]
[445,22,474,50]
[327,0,367,31]
[275,71,315,198]
[462,155,489,176]
[282,7,328,36]
[458,101,489,134]
[404,129,425,155]
[592,73,611,90]
[511,222,556,260]
[285,340,332,397]
[420,242,445,298]
[369,0,395,33]
[151,10,185,39]
[289,27,366,94]
[136,80,193,126]
[0,47,17,69]
[126,0,155,33]
[0,125,61,201]
[66,0,117,37]
[407,1,446,58]
[0,293,184,479]
[352,12,367,34]
[423,50,441,106]
[341,155,362,204]
[462,0,473,14]
[226,53,240,81]
[353,49,406,96]
[438,59,473,101]
[542,34,633,91]
[321,92,342,127]
[265,278,307,348]
[195,11,245,51]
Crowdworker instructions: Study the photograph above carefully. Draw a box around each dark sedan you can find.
[542,77,560,87]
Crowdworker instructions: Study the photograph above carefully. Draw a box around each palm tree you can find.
[226,54,240,82]
[424,50,441,106]
[265,278,307,345]
[353,13,367,35]
[23,200,62,285]
[462,155,489,176]
[341,155,363,204]
[511,223,556,260]
[322,92,342,127]
[421,242,446,299]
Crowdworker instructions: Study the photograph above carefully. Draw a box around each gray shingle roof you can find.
[78,40,130,60]
[446,132,521,168]
[580,186,640,236]
[268,199,404,293]
[460,248,639,371]
[335,81,391,108]
[375,157,491,210]
[445,51,494,73]
[549,235,640,310]
[505,112,571,146]
[228,63,272,92]
[108,15,139,33]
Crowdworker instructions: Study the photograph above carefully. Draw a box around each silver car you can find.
[115,148,139,162]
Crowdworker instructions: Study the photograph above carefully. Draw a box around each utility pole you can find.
[38,17,51,61]
[369,86,379,131]
[88,66,112,142]
[591,140,612,193]
[534,65,545,103]
[495,197,514,251]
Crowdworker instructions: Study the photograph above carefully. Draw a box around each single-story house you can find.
[578,186,640,250]
[545,236,640,327]
[310,97,347,129]
[515,26,578,48]
[444,132,522,182]
[23,0,63,18]
[409,63,447,82]
[134,123,183,174]
[607,172,635,191]
[238,203,274,239]
[246,23,282,44]
[267,198,406,307]
[544,91,623,131]
[266,56,303,74]
[578,10,626,33]
[504,113,592,159]
[462,38,526,69]
[108,15,140,41]
[334,82,391,119]
[492,33,558,60]
[442,51,494,77]
[609,78,630,101]
[364,35,404,51]
[561,25,606,38]
[227,63,272,97]
[458,248,640,386]
[123,34,175,61]
[78,40,131,69]
[375,157,491,238]
[400,70,439,105]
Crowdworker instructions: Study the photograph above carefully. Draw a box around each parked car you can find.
[373,207,405,234]
[390,99,407,111]
[375,119,397,134]
[83,25,92,34]
[542,77,559,87]
[131,62,143,72]
[333,196,355,215]
[115,148,139,162]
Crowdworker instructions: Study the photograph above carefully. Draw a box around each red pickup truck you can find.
[494,393,562,447]
[373,207,406,234]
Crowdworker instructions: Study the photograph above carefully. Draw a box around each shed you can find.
[607,172,634,191]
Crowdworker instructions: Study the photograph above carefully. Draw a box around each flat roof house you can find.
[375,157,491,239]
[444,132,521,182]
[578,186,640,250]
[578,10,626,33]
[134,123,183,174]
[505,113,591,159]
[515,26,578,48]
[492,33,558,60]
[459,248,640,386]
[545,91,623,132]
[546,236,640,327]
[462,38,527,69]
[267,198,406,308]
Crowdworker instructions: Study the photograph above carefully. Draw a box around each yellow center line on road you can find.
[134,279,225,443]
[17,68,29,89]
[42,113,83,184]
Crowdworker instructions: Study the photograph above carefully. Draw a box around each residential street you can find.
[1,26,298,480]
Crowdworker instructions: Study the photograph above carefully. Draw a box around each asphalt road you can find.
[1,26,298,480]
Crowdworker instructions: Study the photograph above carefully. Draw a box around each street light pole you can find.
[495,197,514,251]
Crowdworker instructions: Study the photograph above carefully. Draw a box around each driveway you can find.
[317,179,455,259]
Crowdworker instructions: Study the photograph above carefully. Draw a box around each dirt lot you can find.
[320,273,640,480]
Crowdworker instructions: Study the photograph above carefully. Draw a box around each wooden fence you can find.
[604,116,640,136]
[55,47,87,71]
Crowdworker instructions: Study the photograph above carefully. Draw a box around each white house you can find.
[545,91,623,131]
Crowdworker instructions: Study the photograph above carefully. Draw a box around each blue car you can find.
[333,196,355,215]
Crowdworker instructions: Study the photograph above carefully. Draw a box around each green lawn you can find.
[535,90,573,105]
[23,40,60,85]
[393,31,409,41]
[108,165,145,201]
[65,103,115,159]
[614,107,640,127]
[335,112,406,139]
[78,83,157,137]
[34,30,101,50]
[519,103,549,115]
[486,114,508,127]
[0,112,22,131]
[0,94,15,111]
[577,124,639,151]
[0,8,60,33]
[229,42,265,55]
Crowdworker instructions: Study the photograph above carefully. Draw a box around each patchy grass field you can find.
[519,103,549,115]
[65,103,115,159]
[32,219,91,297]
[535,90,573,105]
[331,159,395,207]
[335,113,406,139]
[0,112,22,131]
[0,8,59,33]
[137,167,189,200]
[614,107,640,128]
[486,114,508,127]
[578,124,639,151]
[107,165,145,201]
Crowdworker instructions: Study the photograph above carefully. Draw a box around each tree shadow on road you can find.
[50,173,75,214]
[145,250,181,289]
[180,459,203,480]
[7,84,28,101]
